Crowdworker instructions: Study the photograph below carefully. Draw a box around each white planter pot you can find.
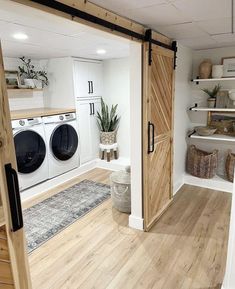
[24,78,35,88]
[212,65,223,78]
[34,79,43,89]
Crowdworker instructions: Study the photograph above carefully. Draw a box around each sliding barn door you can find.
[0,43,32,288]
[143,43,175,231]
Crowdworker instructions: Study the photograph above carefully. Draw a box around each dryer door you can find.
[14,130,46,174]
[51,124,78,161]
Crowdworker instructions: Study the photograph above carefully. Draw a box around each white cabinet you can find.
[76,97,101,164]
[74,60,102,98]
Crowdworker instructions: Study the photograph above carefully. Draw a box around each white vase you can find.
[24,78,35,88]
[212,65,223,78]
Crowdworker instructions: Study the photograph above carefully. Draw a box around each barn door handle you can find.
[148,121,155,154]
[5,163,23,232]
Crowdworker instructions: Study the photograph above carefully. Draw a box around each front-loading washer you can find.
[12,117,49,191]
[42,112,79,179]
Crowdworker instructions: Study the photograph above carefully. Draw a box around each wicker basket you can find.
[225,150,235,182]
[100,131,116,145]
[186,145,218,179]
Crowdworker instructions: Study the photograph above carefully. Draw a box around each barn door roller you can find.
[144,29,177,68]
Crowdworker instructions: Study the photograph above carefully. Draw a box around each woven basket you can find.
[100,131,116,145]
[186,145,218,179]
[225,150,235,182]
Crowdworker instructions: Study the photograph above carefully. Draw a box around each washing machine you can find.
[42,112,79,179]
[12,117,49,191]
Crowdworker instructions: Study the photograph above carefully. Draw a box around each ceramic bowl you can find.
[195,126,217,136]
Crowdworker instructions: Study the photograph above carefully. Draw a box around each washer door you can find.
[51,124,78,161]
[14,130,46,174]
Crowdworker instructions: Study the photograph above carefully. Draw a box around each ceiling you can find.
[91,0,235,50]
[0,0,130,59]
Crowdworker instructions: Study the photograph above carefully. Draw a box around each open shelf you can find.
[189,132,235,142]
[0,206,5,227]
[7,88,43,92]
[184,173,233,193]
[190,107,235,112]
[192,77,235,83]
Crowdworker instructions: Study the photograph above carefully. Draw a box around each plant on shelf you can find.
[96,98,120,145]
[202,84,221,108]
[18,56,49,89]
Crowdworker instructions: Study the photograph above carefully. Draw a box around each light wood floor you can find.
[26,168,231,289]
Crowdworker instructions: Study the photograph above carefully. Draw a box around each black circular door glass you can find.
[14,131,46,174]
[51,124,78,161]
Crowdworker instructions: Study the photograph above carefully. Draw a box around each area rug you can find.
[23,179,110,253]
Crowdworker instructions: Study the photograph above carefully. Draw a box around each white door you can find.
[90,98,101,157]
[74,61,90,98]
[77,100,93,163]
[89,62,102,97]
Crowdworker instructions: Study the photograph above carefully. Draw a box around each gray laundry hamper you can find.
[110,166,131,213]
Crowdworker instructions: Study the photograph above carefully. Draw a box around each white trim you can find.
[129,215,144,230]
[96,157,130,171]
[173,180,184,195]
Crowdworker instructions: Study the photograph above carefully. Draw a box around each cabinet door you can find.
[74,61,90,98]
[90,99,101,158]
[77,101,93,164]
[89,62,102,97]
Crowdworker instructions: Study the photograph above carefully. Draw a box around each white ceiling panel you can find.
[179,36,217,50]
[196,18,232,35]
[173,0,232,22]
[211,33,235,44]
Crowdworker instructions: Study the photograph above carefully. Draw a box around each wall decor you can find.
[5,70,20,88]
[222,57,235,77]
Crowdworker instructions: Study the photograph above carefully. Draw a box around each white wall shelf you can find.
[192,77,235,83]
[189,132,235,142]
[190,107,235,112]
[184,173,233,193]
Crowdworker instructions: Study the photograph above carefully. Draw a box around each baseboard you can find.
[96,157,130,171]
[129,215,144,230]
[21,160,97,202]
[184,173,233,193]
[173,180,184,195]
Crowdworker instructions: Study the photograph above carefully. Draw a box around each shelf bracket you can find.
[189,103,198,111]
[188,130,196,138]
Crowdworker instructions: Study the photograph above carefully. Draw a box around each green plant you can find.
[202,84,221,98]
[18,56,49,86]
[96,98,120,132]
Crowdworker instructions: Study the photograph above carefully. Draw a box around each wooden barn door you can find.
[0,43,32,289]
[143,43,175,231]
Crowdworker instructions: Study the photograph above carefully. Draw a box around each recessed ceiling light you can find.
[96,49,106,55]
[13,33,28,40]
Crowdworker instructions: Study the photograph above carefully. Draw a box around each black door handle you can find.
[88,81,91,94]
[92,103,95,115]
[89,103,92,115]
[5,163,23,232]
[91,81,94,94]
[148,121,155,154]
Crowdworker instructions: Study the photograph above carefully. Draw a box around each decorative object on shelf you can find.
[202,84,221,108]
[110,166,131,213]
[5,70,20,88]
[222,56,235,77]
[228,89,235,105]
[209,117,235,136]
[195,126,217,136]
[96,98,120,145]
[212,65,223,78]
[186,145,218,179]
[216,90,232,108]
[225,150,235,182]
[199,59,212,79]
[18,56,49,88]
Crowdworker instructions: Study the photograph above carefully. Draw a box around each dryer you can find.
[12,117,49,191]
[42,112,79,179]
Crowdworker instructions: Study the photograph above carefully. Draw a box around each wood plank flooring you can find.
[26,169,231,289]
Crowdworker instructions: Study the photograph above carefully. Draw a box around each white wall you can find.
[102,58,130,160]
[3,57,44,111]
[173,44,193,193]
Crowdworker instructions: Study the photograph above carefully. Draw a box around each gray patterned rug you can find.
[23,179,110,253]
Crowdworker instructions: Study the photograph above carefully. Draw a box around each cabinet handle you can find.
[92,103,95,115]
[91,81,94,94]
[147,121,155,154]
[5,163,24,232]
[89,103,92,115]
[88,81,91,94]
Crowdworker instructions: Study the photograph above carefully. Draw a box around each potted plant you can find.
[96,98,120,145]
[202,84,221,108]
[18,56,49,89]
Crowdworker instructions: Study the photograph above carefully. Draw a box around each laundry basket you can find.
[110,167,131,213]
[186,145,218,179]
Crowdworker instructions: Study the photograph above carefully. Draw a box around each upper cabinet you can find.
[73,60,102,98]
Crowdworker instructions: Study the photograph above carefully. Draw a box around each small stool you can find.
[99,143,118,162]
